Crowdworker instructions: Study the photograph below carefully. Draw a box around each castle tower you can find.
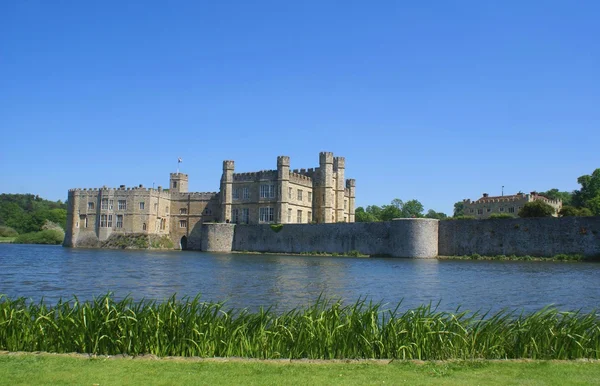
[63,190,80,247]
[220,160,235,222]
[276,156,290,223]
[334,157,345,222]
[170,173,189,193]
[346,179,356,222]
[316,152,334,223]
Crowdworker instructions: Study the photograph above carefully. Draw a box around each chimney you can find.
[483,193,489,198]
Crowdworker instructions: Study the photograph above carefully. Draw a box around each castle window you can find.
[100,214,107,227]
[232,209,239,224]
[308,192,312,202]
[139,202,145,210]
[179,220,187,228]
[508,207,515,213]
[80,215,88,228]
[116,215,123,228]
[154,203,158,211]
[470,209,474,213]
[180,208,187,215]
[308,211,312,222]
[173,181,177,188]
[242,208,249,224]
[297,210,302,223]
[142,223,147,231]
[107,215,113,227]
[477,209,483,215]
[288,208,292,222]
[297,190,303,201]
[344,217,347,222]
[344,200,347,210]
[259,207,274,223]
[109,200,114,210]
[260,184,275,198]
[204,208,212,215]
[88,202,94,210]
[118,200,127,210]
[161,218,166,230]
[500,207,505,212]
[243,187,250,199]
[233,188,240,200]
[101,198,108,210]
[486,208,491,213]
[288,187,292,199]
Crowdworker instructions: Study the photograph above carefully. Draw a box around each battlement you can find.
[334,157,345,170]
[277,155,290,167]
[319,151,334,164]
[223,160,235,171]
[170,191,219,201]
[289,171,313,187]
[170,172,188,178]
[346,179,356,188]
[68,186,172,198]
[232,170,277,181]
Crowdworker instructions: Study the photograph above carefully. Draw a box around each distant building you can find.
[64,152,355,248]
[463,192,562,219]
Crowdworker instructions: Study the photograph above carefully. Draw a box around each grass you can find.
[1,295,599,360]
[1,354,600,385]
[439,254,599,262]
[0,237,15,243]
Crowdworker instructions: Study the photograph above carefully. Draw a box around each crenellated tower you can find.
[315,152,335,223]
[276,156,290,223]
[346,179,356,222]
[170,173,189,193]
[220,160,235,222]
[334,157,345,222]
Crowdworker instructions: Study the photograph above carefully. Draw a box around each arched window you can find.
[142,223,147,231]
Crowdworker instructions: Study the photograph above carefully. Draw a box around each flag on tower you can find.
[178,157,182,163]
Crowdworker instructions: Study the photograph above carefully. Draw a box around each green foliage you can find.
[0,226,18,237]
[13,229,65,245]
[453,201,465,217]
[425,209,448,219]
[518,200,556,218]
[489,213,514,219]
[270,224,284,233]
[444,215,476,220]
[0,194,67,234]
[151,236,174,249]
[0,294,599,359]
[559,205,593,217]
[539,189,573,206]
[572,168,600,215]
[356,199,425,222]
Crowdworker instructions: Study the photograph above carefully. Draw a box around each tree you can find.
[453,201,465,217]
[355,207,379,222]
[559,205,593,217]
[572,168,600,212]
[425,209,448,219]
[518,200,556,218]
[538,189,573,206]
[400,199,424,218]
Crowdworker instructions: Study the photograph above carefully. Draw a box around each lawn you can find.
[0,237,15,243]
[0,353,599,385]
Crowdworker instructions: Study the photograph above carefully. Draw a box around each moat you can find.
[1,244,599,313]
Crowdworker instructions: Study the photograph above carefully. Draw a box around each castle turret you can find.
[63,190,80,247]
[334,157,345,222]
[316,152,334,223]
[170,173,189,193]
[346,179,356,222]
[220,160,234,222]
[277,156,290,223]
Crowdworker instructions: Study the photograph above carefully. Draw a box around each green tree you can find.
[518,200,556,218]
[400,199,424,218]
[572,168,600,212]
[355,207,379,222]
[559,205,593,217]
[425,209,448,219]
[539,189,573,206]
[453,201,465,217]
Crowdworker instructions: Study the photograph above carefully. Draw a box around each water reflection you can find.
[0,244,598,314]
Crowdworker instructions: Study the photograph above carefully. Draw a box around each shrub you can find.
[0,226,18,237]
[489,213,514,219]
[559,206,594,217]
[13,229,64,245]
[270,224,284,233]
[518,200,556,218]
[445,215,476,220]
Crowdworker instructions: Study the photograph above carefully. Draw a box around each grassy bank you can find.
[439,253,600,262]
[1,295,599,360]
[0,237,15,243]
[1,354,599,385]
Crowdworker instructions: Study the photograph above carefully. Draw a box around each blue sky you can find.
[1,1,598,215]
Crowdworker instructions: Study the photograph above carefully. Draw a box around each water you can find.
[1,244,599,313]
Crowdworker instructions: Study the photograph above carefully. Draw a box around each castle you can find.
[463,192,562,219]
[64,152,356,249]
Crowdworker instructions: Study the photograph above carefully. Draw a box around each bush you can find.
[445,215,476,220]
[13,229,65,245]
[270,224,283,233]
[559,206,593,217]
[489,213,514,219]
[518,200,556,218]
[0,226,18,237]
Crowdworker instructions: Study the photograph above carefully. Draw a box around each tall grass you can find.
[0,295,598,360]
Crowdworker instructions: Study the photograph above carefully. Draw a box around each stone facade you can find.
[64,152,356,249]
[463,192,562,219]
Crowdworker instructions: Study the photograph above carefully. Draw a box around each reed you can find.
[0,295,598,360]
